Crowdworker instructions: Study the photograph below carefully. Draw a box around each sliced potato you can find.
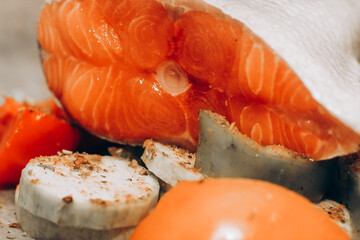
[141,139,204,187]
[16,198,135,240]
[16,152,160,239]
[315,199,353,238]
[195,110,337,202]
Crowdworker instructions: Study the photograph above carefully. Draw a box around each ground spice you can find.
[62,196,73,203]
[30,179,39,184]
[8,223,20,228]
[90,198,107,205]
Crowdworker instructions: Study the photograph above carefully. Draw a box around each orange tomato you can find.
[130,178,349,240]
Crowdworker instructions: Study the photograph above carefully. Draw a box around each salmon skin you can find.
[37,0,360,160]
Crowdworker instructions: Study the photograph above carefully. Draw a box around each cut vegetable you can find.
[195,110,337,202]
[315,200,353,238]
[141,139,204,187]
[16,153,160,239]
[0,97,80,187]
[15,193,134,240]
[345,153,360,240]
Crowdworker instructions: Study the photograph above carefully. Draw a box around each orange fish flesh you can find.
[37,0,360,160]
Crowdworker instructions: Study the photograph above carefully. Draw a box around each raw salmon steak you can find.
[37,0,360,160]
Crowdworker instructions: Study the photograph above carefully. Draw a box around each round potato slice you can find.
[16,152,160,239]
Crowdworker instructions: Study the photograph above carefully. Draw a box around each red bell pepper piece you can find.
[0,98,80,187]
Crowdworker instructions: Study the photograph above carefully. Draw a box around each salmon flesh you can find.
[37,0,360,160]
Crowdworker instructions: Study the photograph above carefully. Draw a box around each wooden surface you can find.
[0,0,52,105]
[0,1,50,239]
[0,190,33,240]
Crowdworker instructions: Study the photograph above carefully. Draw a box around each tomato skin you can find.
[0,98,80,187]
